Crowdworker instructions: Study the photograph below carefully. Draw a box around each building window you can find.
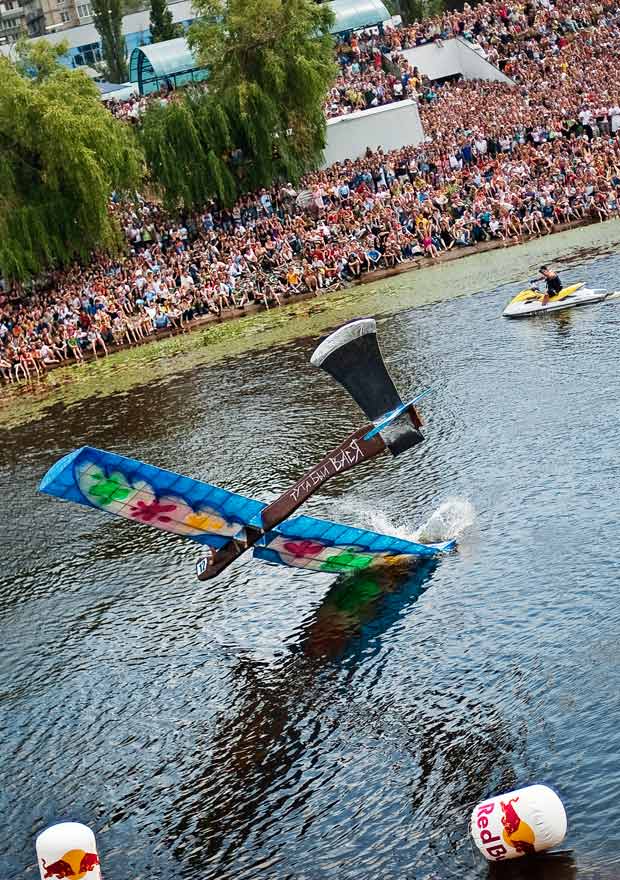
[77,2,92,15]
[60,9,70,19]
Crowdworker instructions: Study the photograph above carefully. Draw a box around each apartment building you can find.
[20,0,92,37]
[0,0,25,43]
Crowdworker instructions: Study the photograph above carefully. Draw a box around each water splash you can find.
[413,498,476,543]
[339,498,475,545]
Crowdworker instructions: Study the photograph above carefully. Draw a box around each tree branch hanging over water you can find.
[0,41,142,282]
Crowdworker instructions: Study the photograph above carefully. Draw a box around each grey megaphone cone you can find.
[311,318,423,455]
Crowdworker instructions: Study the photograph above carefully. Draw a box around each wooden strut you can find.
[195,424,387,581]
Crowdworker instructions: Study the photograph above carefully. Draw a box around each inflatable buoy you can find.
[36,822,101,879]
[471,784,567,861]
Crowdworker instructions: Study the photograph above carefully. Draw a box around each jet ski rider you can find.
[537,265,562,305]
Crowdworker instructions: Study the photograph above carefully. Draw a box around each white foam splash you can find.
[413,497,476,543]
[338,497,476,545]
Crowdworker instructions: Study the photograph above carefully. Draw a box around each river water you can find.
[2,228,620,880]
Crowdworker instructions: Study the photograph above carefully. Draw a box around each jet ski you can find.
[503,282,609,318]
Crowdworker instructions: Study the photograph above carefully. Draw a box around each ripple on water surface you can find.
[2,253,620,880]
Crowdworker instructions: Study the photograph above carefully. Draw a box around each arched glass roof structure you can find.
[129,37,208,96]
[327,0,391,34]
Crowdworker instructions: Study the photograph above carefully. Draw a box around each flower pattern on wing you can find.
[130,499,177,524]
[87,470,133,505]
[185,512,228,532]
[320,550,374,573]
[282,539,326,558]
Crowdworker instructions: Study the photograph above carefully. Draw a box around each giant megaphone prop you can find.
[195,318,430,576]
[199,318,428,564]
[259,318,426,529]
[310,318,425,455]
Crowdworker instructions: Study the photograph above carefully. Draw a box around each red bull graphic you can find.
[41,849,99,879]
[42,860,74,879]
[471,785,567,862]
[500,797,536,855]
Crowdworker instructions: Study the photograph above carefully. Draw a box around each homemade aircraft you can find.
[40,319,455,580]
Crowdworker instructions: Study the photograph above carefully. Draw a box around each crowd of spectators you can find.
[3,0,620,384]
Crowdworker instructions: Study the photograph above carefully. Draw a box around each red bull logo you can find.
[472,785,566,862]
[473,797,538,861]
[500,797,536,855]
[42,850,99,879]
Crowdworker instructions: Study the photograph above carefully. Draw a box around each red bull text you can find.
[474,802,508,860]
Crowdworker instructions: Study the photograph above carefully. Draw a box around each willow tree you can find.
[141,89,237,210]
[0,43,142,281]
[187,0,337,191]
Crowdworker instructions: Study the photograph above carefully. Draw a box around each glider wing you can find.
[39,446,264,548]
[255,514,455,573]
[39,446,455,577]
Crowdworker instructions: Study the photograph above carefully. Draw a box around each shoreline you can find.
[348,217,596,285]
[7,216,607,374]
[2,214,619,419]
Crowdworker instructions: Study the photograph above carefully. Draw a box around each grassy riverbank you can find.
[2,217,620,430]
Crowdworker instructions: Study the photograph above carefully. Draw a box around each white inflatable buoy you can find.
[470,784,567,862]
[36,822,101,879]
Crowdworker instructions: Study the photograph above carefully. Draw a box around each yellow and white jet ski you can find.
[503,282,609,318]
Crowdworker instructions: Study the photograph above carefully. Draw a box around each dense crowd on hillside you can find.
[3,0,620,383]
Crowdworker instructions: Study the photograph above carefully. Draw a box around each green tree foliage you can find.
[14,36,69,80]
[91,0,128,83]
[189,0,336,185]
[141,0,336,209]
[399,0,444,25]
[0,44,142,281]
[141,89,236,210]
[149,0,180,42]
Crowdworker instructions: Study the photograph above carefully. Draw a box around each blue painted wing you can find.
[39,446,264,548]
[255,514,455,573]
[40,446,456,571]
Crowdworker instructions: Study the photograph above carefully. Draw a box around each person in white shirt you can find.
[39,343,59,365]
[180,272,195,291]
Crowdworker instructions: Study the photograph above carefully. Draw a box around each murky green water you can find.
[2,221,620,880]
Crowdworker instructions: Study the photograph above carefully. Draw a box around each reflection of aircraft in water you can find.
[489,851,576,880]
[161,559,441,872]
[296,557,438,662]
[159,559,519,880]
